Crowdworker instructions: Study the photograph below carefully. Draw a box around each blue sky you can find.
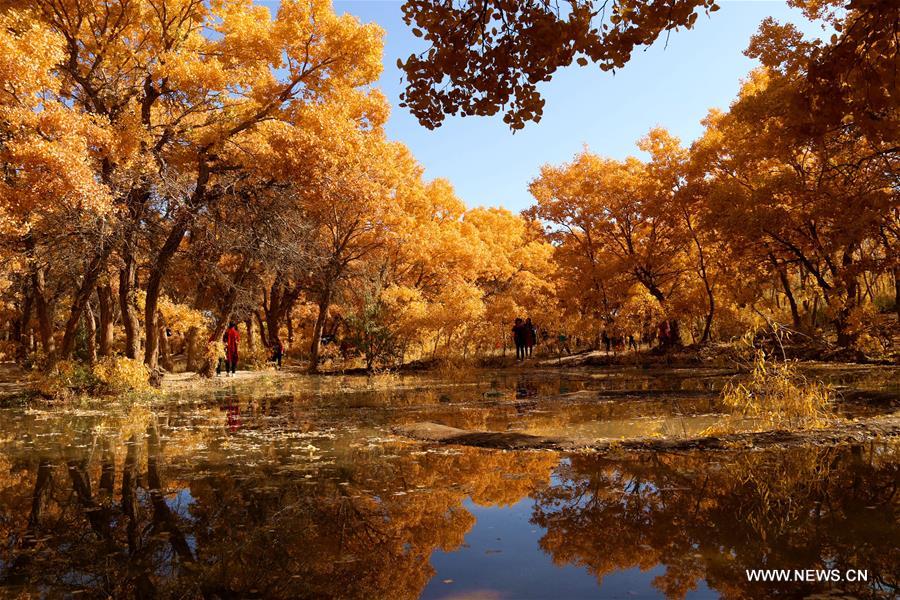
[272,1,826,213]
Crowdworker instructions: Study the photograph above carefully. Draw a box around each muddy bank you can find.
[395,416,900,452]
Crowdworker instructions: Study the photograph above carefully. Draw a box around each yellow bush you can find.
[720,350,834,430]
[92,356,151,394]
[245,344,273,370]
[32,360,95,399]
[205,340,224,367]
[32,357,151,398]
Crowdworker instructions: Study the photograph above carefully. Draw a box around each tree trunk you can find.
[894,265,900,321]
[770,254,801,329]
[58,242,113,360]
[701,291,714,343]
[263,276,300,348]
[144,218,190,370]
[97,285,115,357]
[684,210,715,343]
[308,286,332,374]
[119,251,141,359]
[245,318,255,353]
[17,282,33,361]
[185,327,201,372]
[84,298,97,363]
[253,310,268,349]
[834,251,860,349]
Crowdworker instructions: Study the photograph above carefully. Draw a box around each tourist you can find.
[271,338,284,369]
[524,318,537,358]
[223,322,240,376]
[512,318,526,361]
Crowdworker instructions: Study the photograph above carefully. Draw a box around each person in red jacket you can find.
[223,322,240,376]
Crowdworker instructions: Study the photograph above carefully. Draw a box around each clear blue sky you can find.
[268,1,826,213]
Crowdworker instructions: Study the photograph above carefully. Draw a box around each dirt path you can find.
[394,416,900,452]
[160,368,296,392]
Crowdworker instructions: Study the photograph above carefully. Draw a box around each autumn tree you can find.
[528,135,696,346]
[695,67,896,347]
[399,0,719,129]
[8,0,383,372]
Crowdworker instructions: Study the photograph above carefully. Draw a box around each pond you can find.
[0,368,897,598]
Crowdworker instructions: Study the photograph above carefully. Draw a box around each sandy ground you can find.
[395,416,900,452]
[159,366,301,391]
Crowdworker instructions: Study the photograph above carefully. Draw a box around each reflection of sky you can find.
[258,1,826,213]
[422,497,715,599]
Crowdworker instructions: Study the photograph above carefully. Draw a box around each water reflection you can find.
[0,422,896,598]
[532,445,899,599]
[0,367,897,598]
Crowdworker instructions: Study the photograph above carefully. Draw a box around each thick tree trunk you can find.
[770,254,801,329]
[308,286,332,374]
[834,251,860,349]
[58,241,113,360]
[119,250,141,359]
[701,293,714,343]
[254,310,268,349]
[84,298,97,363]
[97,285,115,356]
[263,276,300,347]
[185,327,201,372]
[144,218,190,370]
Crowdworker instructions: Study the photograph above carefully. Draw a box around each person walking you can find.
[223,322,240,376]
[271,338,284,369]
[628,333,638,351]
[512,318,526,361]
[524,318,537,358]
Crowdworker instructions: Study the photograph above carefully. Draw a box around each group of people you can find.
[512,318,538,361]
[601,330,639,353]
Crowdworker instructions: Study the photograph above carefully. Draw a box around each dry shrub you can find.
[33,357,151,398]
[719,349,834,430]
[92,356,152,394]
[244,345,273,370]
[432,357,477,379]
[366,369,400,388]
[0,339,18,361]
[32,360,96,399]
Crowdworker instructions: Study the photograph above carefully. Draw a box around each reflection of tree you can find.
[0,426,556,598]
[532,444,899,599]
[181,447,557,598]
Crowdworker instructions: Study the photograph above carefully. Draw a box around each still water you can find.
[0,368,897,599]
